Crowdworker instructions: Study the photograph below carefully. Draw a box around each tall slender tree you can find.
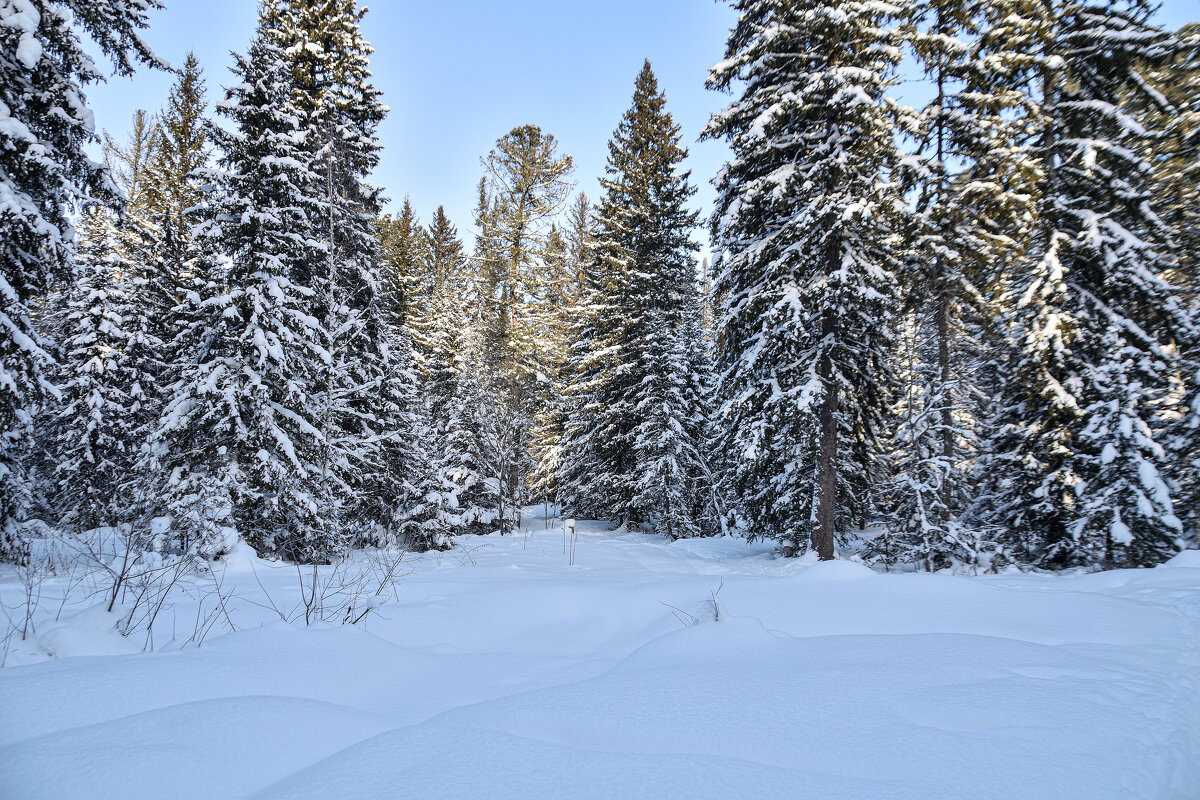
[867,0,1038,570]
[561,62,712,535]
[145,52,210,297]
[376,198,426,335]
[477,125,574,521]
[704,0,905,557]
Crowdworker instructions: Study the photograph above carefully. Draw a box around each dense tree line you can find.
[0,0,1196,572]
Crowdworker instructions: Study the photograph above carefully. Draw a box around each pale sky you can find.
[86,0,1198,252]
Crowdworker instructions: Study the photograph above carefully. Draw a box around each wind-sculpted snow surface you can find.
[1,517,1198,799]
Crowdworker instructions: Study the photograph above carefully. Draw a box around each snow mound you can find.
[0,696,393,800]
[33,604,141,660]
[797,558,875,581]
[1161,549,1200,569]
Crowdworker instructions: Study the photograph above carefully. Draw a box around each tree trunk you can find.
[936,286,953,525]
[933,41,954,534]
[813,238,839,561]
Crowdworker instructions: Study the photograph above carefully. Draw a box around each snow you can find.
[2,513,1198,799]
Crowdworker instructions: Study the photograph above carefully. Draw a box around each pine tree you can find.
[704,0,905,557]
[156,12,332,560]
[0,0,163,560]
[478,125,574,521]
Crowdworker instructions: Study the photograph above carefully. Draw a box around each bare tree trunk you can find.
[933,42,955,534]
[813,238,838,561]
[936,286,953,511]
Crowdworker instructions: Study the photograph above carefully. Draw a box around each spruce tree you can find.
[0,0,162,560]
[145,52,211,297]
[411,207,467,409]
[102,113,170,517]
[975,0,1195,568]
[440,332,503,533]
[866,0,1039,571]
[157,12,331,560]
[1147,25,1200,543]
[376,198,427,335]
[561,62,711,536]
[51,208,136,532]
[704,0,905,557]
[273,0,408,537]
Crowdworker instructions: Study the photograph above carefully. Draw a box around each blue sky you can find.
[88,0,1197,252]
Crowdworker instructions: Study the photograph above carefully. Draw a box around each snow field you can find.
[2,517,1198,799]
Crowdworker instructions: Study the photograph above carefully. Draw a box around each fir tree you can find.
[704,0,905,557]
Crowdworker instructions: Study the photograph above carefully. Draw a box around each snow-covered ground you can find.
[2,513,1198,799]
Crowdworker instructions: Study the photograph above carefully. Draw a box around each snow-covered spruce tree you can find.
[102,112,171,518]
[156,14,333,560]
[376,198,427,336]
[629,308,703,538]
[144,52,211,297]
[680,276,723,535]
[704,0,905,558]
[865,0,1039,571]
[439,331,503,534]
[527,196,596,522]
[527,226,570,516]
[974,0,1195,568]
[558,223,625,521]
[374,324,451,552]
[399,208,474,544]
[50,208,136,532]
[0,0,163,561]
[366,209,457,552]
[562,62,712,536]
[1145,24,1200,544]
[273,0,419,539]
[413,206,468,418]
[1060,2,1195,568]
